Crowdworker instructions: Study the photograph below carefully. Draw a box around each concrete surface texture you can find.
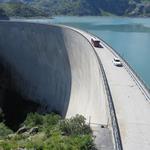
[0,21,108,126]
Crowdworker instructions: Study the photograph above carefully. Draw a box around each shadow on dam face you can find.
[0,22,72,120]
[0,62,40,130]
[0,21,103,125]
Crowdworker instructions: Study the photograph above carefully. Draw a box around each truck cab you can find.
[91,38,102,48]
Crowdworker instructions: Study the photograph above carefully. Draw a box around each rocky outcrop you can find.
[16,126,38,135]
[126,1,150,17]
[17,126,28,134]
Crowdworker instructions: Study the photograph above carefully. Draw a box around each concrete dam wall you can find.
[0,21,105,123]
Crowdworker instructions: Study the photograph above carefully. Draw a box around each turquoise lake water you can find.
[21,16,150,88]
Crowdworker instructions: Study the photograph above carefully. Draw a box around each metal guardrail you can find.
[63,26,123,150]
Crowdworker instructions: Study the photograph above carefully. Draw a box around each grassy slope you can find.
[0,113,95,149]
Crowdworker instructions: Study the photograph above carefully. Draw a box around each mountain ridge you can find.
[0,0,150,17]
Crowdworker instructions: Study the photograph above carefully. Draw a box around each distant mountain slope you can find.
[24,0,150,16]
[0,0,150,17]
[0,2,49,17]
[24,0,129,16]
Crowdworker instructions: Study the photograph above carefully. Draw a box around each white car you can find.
[113,57,123,67]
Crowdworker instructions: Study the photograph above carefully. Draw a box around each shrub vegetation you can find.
[0,113,95,150]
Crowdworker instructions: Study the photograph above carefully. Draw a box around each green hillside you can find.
[25,0,150,17]
[0,0,150,17]
[0,2,49,17]
[26,0,128,16]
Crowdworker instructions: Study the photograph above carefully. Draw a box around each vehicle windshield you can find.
[114,58,120,62]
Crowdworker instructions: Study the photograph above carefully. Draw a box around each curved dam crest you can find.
[2,20,150,150]
[0,21,105,124]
